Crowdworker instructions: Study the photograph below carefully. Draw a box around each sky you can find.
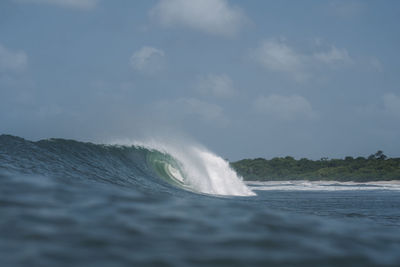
[1,0,400,160]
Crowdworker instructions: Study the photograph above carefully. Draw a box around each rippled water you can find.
[1,135,400,266]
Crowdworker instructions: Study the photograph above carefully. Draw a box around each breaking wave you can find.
[0,135,254,197]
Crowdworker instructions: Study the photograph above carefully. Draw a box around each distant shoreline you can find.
[231,151,400,182]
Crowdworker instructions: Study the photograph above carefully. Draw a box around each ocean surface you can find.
[1,134,400,266]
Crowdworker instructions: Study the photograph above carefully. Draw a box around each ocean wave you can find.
[0,135,254,197]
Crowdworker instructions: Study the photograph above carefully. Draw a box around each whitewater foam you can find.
[111,139,255,197]
[247,180,400,191]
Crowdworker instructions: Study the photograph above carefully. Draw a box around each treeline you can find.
[231,151,400,182]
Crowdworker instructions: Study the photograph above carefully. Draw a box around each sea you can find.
[1,134,399,267]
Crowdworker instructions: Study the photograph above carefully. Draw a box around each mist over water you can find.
[1,135,400,266]
[122,139,256,196]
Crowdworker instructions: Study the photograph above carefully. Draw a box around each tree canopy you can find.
[231,151,400,182]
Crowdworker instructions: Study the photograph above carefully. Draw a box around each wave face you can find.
[0,135,254,197]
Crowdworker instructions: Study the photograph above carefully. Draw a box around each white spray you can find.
[111,138,255,197]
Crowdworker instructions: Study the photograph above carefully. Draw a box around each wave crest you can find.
[126,140,256,196]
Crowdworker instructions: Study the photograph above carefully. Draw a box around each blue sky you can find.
[1,0,399,160]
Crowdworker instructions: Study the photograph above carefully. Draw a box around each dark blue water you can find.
[1,135,400,266]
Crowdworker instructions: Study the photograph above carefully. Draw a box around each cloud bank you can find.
[150,0,247,37]
[254,94,317,120]
[0,44,27,73]
[251,39,352,81]
[196,74,235,98]
[130,46,165,74]
[155,97,228,126]
[14,0,98,9]
[383,93,400,117]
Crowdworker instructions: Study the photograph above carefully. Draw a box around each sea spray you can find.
[111,138,255,196]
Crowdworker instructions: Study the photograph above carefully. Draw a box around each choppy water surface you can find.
[1,135,400,266]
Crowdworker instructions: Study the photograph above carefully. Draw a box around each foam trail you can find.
[247,181,400,191]
[112,139,255,196]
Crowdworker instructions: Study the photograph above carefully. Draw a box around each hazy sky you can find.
[1,0,400,160]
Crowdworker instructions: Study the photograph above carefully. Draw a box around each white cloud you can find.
[313,46,352,65]
[355,93,400,120]
[150,0,246,37]
[0,44,27,73]
[130,46,165,74]
[156,97,228,126]
[383,93,400,116]
[369,57,383,72]
[252,39,303,73]
[196,74,235,98]
[254,94,317,120]
[14,0,98,9]
[251,39,352,82]
[178,98,227,124]
[329,1,364,18]
[250,39,308,82]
